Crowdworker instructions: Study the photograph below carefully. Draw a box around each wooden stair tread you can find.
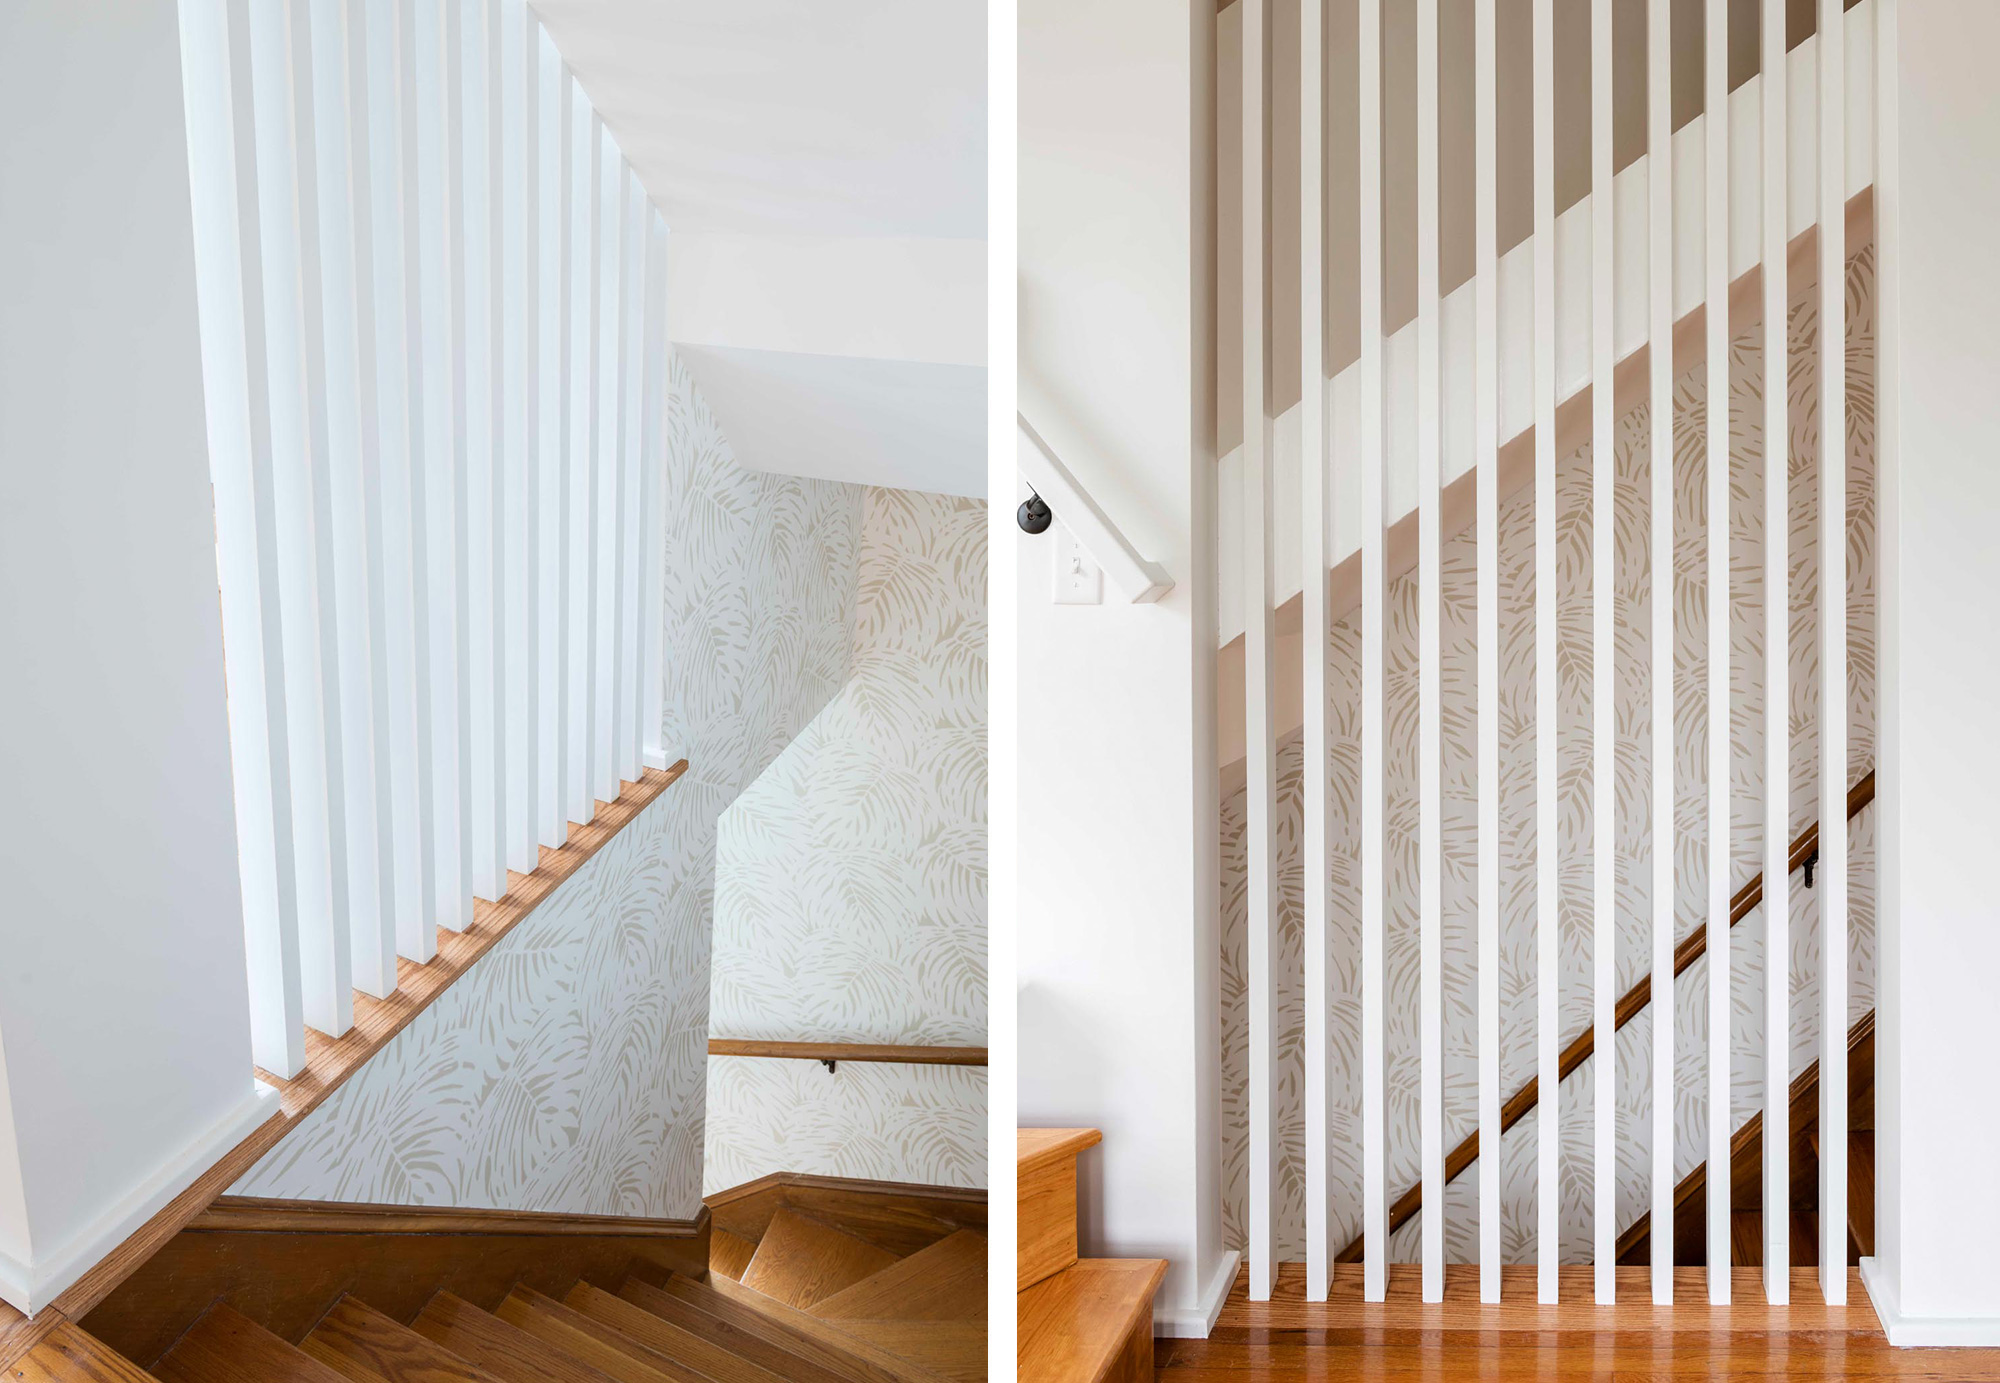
[1019,1258,1167,1383]
[411,1292,620,1383]
[710,1228,758,1282]
[24,1322,191,1383]
[618,1278,860,1383]
[1017,1128,1102,1178]
[565,1282,788,1383]
[302,1296,503,1383]
[739,1208,900,1310]
[155,1303,350,1383]
[653,1272,923,1383]
[494,1288,702,1383]
[833,1321,985,1383]
[812,1229,988,1322]
[701,1272,953,1383]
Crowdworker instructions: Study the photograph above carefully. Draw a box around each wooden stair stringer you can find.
[1339,772,1878,1264]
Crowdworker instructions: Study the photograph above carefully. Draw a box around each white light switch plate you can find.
[1054,526,1103,604]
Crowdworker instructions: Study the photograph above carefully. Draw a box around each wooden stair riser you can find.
[739,1210,901,1312]
[565,1283,790,1383]
[617,1280,858,1383]
[410,1293,620,1383]
[1018,1128,1102,1291]
[301,1297,500,1383]
[649,1274,919,1383]
[811,1230,988,1323]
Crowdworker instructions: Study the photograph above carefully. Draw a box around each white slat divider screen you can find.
[593,123,624,806]
[1358,0,1389,1306]
[1761,0,1792,1304]
[640,209,671,771]
[1416,0,1444,1306]
[178,0,670,1076]
[177,0,308,1079]
[1590,0,1616,1304]
[1704,0,1732,1304]
[309,0,397,1004]
[1300,0,1334,1304]
[1533,0,1559,1305]
[1474,0,1501,1307]
[1818,0,1849,1306]
[248,0,352,1040]
[1647,0,1676,1309]
[1242,0,1277,1304]
[567,85,595,830]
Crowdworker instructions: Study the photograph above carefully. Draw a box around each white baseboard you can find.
[0,1079,278,1316]
[1861,1255,2000,1346]
[1155,1248,1240,1339]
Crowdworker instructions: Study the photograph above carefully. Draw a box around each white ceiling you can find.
[529,0,986,240]
[531,0,986,498]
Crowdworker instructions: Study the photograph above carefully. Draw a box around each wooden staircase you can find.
[1617,1009,1877,1269]
[1017,1128,1165,1383]
[9,1211,985,1382]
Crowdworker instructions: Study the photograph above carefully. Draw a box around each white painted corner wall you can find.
[0,0,270,1316]
[1018,0,1233,1336]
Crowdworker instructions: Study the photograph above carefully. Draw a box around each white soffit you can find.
[676,346,985,499]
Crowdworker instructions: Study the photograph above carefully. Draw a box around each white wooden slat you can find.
[309,0,395,1005]
[1241,0,1275,1304]
[1358,0,1388,1307]
[247,0,351,1039]
[408,0,463,943]
[445,0,479,922]
[481,0,513,893]
[1299,0,1332,1306]
[536,25,567,846]
[1762,0,1792,1306]
[1647,0,1676,1309]
[566,87,595,829]
[180,0,307,1078]
[500,0,536,876]
[360,0,428,975]
[618,168,647,783]
[1416,0,1444,1307]
[1533,0,1559,1306]
[1705,0,1732,1305]
[593,128,623,805]
[1818,0,1849,1307]
[1474,0,1501,1308]
[1590,0,1616,1305]
[455,0,497,903]
[640,208,670,770]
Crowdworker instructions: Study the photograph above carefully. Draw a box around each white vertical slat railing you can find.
[1415,0,1445,1307]
[1533,0,1559,1306]
[1818,0,1849,1307]
[1705,0,1733,1305]
[1474,0,1501,1308]
[1358,0,1389,1307]
[1589,0,1616,1305]
[1242,0,1277,1305]
[1299,0,1334,1306]
[178,0,670,1077]
[1762,0,1792,1305]
[1647,0,1676,1310]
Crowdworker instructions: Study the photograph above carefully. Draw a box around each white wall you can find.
[1018,0,1232,1337]
[0,1,270,1314]
[1865,0,2000,1345]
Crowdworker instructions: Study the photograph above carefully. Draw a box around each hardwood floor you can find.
[1159,1263,2000,1379]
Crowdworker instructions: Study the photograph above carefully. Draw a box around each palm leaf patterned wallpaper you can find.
[233,356,865,1217]
[1220,246,1878,1265]
[706,487,988,1192]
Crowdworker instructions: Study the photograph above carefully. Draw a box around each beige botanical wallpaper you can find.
[1220,247,1878,1264]
[705,488,989,1192]
[234,356,863,1216]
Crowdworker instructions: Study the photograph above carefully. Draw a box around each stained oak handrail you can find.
[708,1039,989,1067]
[1337,769,1877,1263]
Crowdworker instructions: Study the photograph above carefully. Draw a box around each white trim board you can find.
[0,1080,277,1316]
[1156,1248,1242,1339]
[1861,1256,2000,1348]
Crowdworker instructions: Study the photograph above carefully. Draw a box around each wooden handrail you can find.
[707,1039,988,1068]
[1337,770,1877,1263]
